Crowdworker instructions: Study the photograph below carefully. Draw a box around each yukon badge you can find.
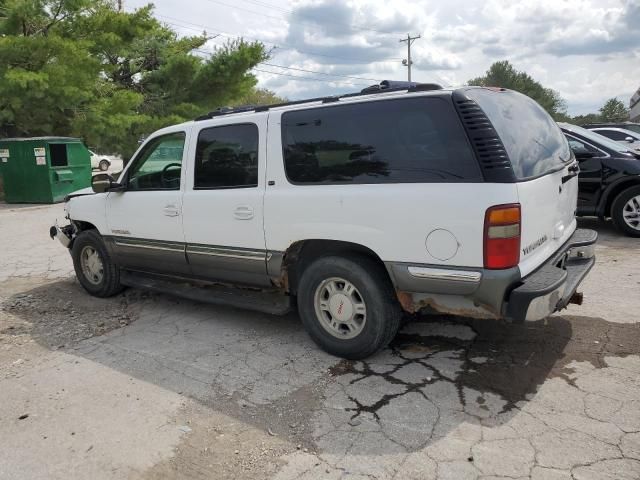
[522,235,548,256]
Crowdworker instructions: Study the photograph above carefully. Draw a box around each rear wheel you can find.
[98,159,110,171]
[297,255,401,359]
[72,230,124,297]
[611,186,640,237]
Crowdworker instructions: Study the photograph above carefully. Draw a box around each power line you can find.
[154,13,402,64]
[252,68,370,86]
[241,0,292,14]
[201,0,283,22]
[260,62,380,82]
[200,0,403,36]
[191,47,380,83]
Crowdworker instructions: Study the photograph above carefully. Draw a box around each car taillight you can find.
[484,204,521,269]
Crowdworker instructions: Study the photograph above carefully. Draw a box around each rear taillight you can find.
[484,204,521,269]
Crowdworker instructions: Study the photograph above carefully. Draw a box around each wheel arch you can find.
[599,177,640,218]
[73,220,98,232]
[275,239,393,296]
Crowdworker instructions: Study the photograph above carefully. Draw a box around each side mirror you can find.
[91,173,123,193]
[625,136,635,143]
[573,149,596,161]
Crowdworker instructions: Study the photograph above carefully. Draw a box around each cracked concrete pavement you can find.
[1,204,640,479]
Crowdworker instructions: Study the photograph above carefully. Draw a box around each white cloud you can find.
[129,0,639,114]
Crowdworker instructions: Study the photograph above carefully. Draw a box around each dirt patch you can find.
[0,277,147,350]
[141,400,295,480]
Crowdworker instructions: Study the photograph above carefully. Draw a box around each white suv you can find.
[51,81,597,359]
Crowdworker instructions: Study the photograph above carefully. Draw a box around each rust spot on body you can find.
[396,290,415,313]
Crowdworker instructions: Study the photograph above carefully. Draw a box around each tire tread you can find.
[297,254,401,359]
[72,230,124,297]
[611,185,640,238]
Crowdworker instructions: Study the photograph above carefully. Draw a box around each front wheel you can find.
[611,186,640,237]
[297,255,401,359]
[71,230,124,297]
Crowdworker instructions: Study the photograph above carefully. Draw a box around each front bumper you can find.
[506,228,597,322]
[49,223,74,248]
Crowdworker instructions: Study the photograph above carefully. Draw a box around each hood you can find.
[64,187,94,202]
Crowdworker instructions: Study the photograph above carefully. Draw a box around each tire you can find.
[98,159,110,171]
[611,185,640,237]
[297,255,402,359]
[71,230,124,297]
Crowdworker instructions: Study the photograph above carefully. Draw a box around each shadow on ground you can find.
[4,277,640,456]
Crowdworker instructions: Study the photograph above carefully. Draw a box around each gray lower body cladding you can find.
[386,228,598,321]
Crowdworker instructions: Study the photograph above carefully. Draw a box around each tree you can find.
[570,113,601,126]
[0,1,100,137]
[599,98,629,122]
[231,88,287,107]
[0,1,268,158]
[468,61,568,120]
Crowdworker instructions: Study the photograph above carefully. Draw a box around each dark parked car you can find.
[559,123,640,237]
[583,122,640,135]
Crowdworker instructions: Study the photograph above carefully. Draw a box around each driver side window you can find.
[127,132,185,191]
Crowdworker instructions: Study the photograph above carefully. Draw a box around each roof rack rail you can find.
[194,80,444,121]
[360,80,443,94]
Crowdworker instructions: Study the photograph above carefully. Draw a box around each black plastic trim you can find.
[506,228,597,322]
[452,90,516,183]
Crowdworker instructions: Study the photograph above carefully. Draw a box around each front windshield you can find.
[561,123,634,154]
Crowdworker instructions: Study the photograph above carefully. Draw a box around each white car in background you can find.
[588,127,640,153]
[89,150,123,172]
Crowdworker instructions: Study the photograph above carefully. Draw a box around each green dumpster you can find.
[0,137,91,203]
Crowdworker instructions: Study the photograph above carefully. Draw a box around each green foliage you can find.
[231,88,288,107]
[468,60,568,120]
[0,0,268,158]
[599,98,629,122]
[570,113,602,126]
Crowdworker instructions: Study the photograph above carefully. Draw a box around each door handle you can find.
[163,204,180,217]
[234,205,254,220]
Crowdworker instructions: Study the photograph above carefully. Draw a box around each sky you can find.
[125,0,640,116]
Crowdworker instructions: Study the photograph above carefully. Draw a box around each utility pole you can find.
[117,0,123,12]
[399,33,421,82]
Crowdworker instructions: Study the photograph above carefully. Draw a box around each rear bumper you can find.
[387,228,597,321]
[505,228,597,322]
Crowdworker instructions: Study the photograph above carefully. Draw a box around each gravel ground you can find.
[0,203,639,480]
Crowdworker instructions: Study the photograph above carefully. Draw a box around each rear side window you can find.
[195,124,258,189]
[466,89,571,180]
[597,130,627,141]
[282,97,481,184]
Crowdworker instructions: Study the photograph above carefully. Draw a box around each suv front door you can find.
[106,130,190,275]
[182,115,270,286]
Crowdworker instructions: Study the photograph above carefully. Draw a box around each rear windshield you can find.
[466,88,571,180]
[281,97,482,184]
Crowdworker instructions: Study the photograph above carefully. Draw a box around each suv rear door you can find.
[464,89,577,277]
